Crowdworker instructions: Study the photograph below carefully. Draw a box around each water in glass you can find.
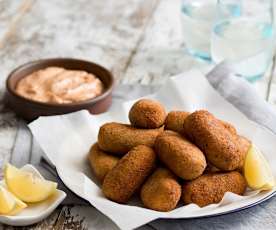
[211,0,275,81]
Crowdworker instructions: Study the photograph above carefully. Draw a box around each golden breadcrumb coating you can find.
[102,145,156,203]
[183,110,243,171]
[98,122,163,155]
[129,99,166,128]
[220,120,237,136]
[182,171,246,207]
[88,143,119,182]
[164,111,190,134]
[141,168,181,211]
[155,131,206,180]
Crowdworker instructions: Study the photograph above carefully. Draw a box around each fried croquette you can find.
[218,120,249,169]
[155,131,206,180]
[182,171,246,207]
[98,122,163,155]
[219,122,250,169]
[237,135,251,169]
[164,111,190,133]
[141,168,181,212]
[88,143,119,182]
[220,120,237,136]
[183,110,243,171]
[102,145,156,203]
[129,99,166,128]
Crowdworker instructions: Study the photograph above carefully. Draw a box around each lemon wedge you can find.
[244,144,275,190]
[0,186,16,214]
[4,164,57,203]
[8,195,27,215]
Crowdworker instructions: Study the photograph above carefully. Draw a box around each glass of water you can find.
[211,0,275,81]
[181,0,217,61]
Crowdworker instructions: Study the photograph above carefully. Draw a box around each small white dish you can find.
[0,164,66,226]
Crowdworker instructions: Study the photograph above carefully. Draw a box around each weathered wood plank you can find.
[0,0,159,55]
[0,0,34,49]
[0,0,32,41]
[3,208,61,230]
[122,0,213,84]
[21,0,158,50]
[0,0,35,183]
[0,111,18,180]
[53,206,118,230]
[0,0,159,90]
[0,0,35,180]
[52,206,156,230]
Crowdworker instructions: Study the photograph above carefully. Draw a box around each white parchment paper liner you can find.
[29,70,276,230]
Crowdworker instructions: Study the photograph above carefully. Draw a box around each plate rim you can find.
[55,166,276,220]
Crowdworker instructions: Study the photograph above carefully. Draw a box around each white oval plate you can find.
[0,164,66,226]
[29,70,276,230]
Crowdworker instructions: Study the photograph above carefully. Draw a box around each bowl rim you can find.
[6,58,114,108]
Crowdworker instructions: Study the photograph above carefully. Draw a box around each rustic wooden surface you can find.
[0,0,275,229]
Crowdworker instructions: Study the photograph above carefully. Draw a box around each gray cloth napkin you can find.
[207,62,276,134]
[9,63,276,229]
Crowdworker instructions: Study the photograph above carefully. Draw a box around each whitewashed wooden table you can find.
[0,0,276,229]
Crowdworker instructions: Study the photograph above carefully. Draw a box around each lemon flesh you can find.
[4,164,57,203]
[0,184,27,215]
[8,195,27,215]
[244,144,275,190]
[0,186,16,214]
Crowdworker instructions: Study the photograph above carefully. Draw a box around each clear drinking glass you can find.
[211,0,275,81]
[181,0,217,61]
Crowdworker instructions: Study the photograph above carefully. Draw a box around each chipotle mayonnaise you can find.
[15,67,104,104]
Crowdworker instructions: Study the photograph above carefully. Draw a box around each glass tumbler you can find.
[181,0,217,61]
[211,0,275,81]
